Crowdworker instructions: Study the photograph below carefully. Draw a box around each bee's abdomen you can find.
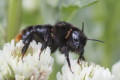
[15,26,33,42]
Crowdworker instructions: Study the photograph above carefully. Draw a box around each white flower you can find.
[0,40,54,80]
[57,59,114,80]
[112,60,120,80]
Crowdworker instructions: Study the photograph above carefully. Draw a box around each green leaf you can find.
[39,0,98,23]
[59,0,98,21]
[59,0,98,8]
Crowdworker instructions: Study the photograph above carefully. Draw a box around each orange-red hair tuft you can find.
[15,32,22,42]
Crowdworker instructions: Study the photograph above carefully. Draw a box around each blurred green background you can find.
[0,0,120,80]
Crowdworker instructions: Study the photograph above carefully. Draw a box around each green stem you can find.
[7,0,22,41]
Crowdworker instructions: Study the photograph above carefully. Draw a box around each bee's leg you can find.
[39,30,50,60]
[39,41,48,60]
[77,49,85,64]
[61,46,73,73]
[21,33,33,61]
[21,44,29,61]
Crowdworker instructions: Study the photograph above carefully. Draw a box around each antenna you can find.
[87,39,104,43]
[82,22,84,32]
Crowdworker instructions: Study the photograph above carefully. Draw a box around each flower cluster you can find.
[57,59,114,80]
[0,40,54,80]
[112,60,120,80]
[0,40,119,80]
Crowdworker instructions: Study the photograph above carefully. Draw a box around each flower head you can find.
[57,59,114,80]
[112,60,120,80]
[0,40,54,80]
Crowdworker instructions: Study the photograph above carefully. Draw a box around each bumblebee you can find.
[15,21,103,72]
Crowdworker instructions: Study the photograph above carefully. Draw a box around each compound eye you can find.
[72,31,80,47]
[72,31,79,41]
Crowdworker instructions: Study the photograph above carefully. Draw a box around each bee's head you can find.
[69,30,87,52]
[68,22,104,53]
